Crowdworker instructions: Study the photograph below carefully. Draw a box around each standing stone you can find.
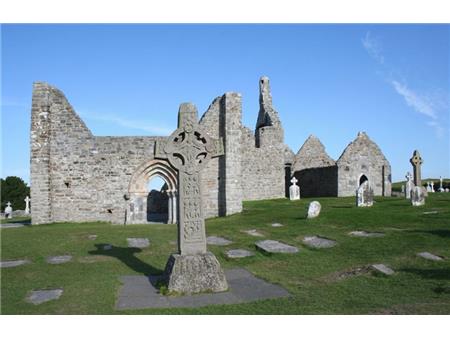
[24,196,31,215]
[411,186,425,206]
[439,176,444,192]
[155,102,228,294]
[4,202,13,219]
[307,201,321,219]
[410,150,423,187]
[356,180,374,207]
[289,177,300,200]
[405,172,414,199]
[431,182,435,192]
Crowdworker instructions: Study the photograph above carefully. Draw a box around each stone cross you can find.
[155,102,224,255]
[25,196,31,215]
[155,102,227,294]
[410,150,423,187]
[289,177,300,200]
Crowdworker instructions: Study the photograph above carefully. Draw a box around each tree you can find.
[0,176,30,211]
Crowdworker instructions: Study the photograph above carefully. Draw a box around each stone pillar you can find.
[172,191,177,224]
[30,83,52,225]
[167,191,173,224]
[221,92,243,215]
[25,196,31,215]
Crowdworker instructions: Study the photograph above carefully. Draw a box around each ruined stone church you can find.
[30,76,391,225]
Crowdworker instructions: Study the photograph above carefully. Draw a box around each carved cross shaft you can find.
[290,177,298,185]
[155,103,224,255]
[410,150,423,186]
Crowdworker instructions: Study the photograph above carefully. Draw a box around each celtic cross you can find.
[155,103,224,255]
[409,150,423,187]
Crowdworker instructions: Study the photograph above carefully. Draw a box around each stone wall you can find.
[337,132,392,197]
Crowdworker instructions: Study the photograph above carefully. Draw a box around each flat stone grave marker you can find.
[348,230,385,238]
[302,236,337,248]
[206,236,232,246]
[371,264,394,275]
[88,234,97,240]
[26,289,63,305]
[417,252,444,261]
[255,240,299,254]
[0,259,31,268]
[241,229,264,237]
[0,223,25,229]
[225,249,255,259]
[103,244,112,251]
[46,255,72,264]
[271,223,284,227]
[422,211,438,215]
[127,238,150,248]
[116,268,289,310]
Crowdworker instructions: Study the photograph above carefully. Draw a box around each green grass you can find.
[1,194,450,314]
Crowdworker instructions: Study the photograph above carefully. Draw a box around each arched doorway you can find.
[359,174,368,186]
[147,176,169,222]
[127,159,178,224]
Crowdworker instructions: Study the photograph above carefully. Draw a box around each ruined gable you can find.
[292,135,336,172]
[337,132,391,197]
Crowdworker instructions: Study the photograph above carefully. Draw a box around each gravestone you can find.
[26,289,63,305]
[411,186,425,206]
[426,182,432,193]
[370,264,394,276]
[289,177,300,200]
[5,202,12,219]
[417,252,443,261]
[307,201,321,219]
[0,259,31,268]
[225,249,254,258]
[356,180,373,207]
[242,229,264,237]
[405,172,414,199]
[348,230,385,237]
[302,236,337,248]
[206,236,232,246]
[431,182,435,192]
[255,240,299,254]
[46,255,72,264]
[155,102,227,294]
[25,196,31,215]
[127,238,150,248]
[401,185,405,193]
[439,176,444,192]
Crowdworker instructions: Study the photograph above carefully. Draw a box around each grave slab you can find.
[206,236,232,246]
[241,229,264,237]
[0,223,25,229]
[127,238,150,248]
[115,268,290,310]
[0,259,31,268]
[371,264,395,275]
[348,231,385,238]
[255,240,299,254]
[225,249,254,258]
[271,223,284,227]
[417,252,444,261]
[302,236,337,248]
[26,289,63,305]
[46,255,72,264]
[88,234,97,240]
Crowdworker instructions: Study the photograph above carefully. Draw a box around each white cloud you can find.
[362,31,385,64]
[390,80,437,120]
[80,111,173,136]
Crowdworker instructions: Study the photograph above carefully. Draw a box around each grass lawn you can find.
[1,194,449,314]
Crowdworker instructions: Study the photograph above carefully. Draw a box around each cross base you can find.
[163,252,228,294]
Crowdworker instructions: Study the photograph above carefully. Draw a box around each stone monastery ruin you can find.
[30,76,391,225]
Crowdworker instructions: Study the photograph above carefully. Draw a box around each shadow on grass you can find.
[88,243,164,276]
[407,229,450,238]
[400,268,450,281]
[1,219,31,225]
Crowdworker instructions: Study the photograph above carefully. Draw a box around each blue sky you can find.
[1,24,449,185]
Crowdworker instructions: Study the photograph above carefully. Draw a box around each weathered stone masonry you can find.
[30,76,391,225]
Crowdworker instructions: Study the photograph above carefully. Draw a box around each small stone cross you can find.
[6,202,11,208]
[156,103,224,255]
[409,150,423,186]
[290,177,298,185]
